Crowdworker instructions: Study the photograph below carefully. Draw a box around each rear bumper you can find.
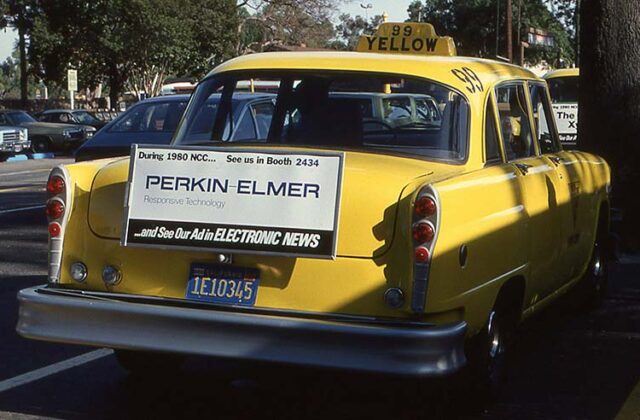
[17,286,467,377]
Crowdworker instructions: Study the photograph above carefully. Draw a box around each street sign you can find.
[67,69,78,92]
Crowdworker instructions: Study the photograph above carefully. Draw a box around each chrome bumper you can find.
[17,286,467,377]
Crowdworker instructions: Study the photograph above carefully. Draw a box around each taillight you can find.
[47,176,65,195]
[46,167,70,284]
[48,222,61,237]
[412,223,434,243]
[46,199,65,219]
[414,246,430,262]
[414,196,436,217]
[411,186,439,313]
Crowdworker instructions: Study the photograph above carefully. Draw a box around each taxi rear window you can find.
[173,71,469,161]
[547,76,578,103]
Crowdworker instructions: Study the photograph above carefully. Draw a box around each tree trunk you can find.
[108,66,123,111]
[17,16,28,108]
[579,0,640,246]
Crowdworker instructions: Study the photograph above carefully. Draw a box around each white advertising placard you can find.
[122,145,344,259]
[552,103,578,145]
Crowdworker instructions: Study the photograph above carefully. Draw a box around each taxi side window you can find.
[495,84,535,161]
[0,114,8,125]
[232,108,257,141]
[529,83,561,154]
[485,98,501,164]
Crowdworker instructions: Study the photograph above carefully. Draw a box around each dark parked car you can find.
[75,93,276,162]
[37,109,107,130]
[0,110,91,153]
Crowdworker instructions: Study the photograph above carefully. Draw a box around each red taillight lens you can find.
[46,200,65,219]
[48,222,61,237]
[47,176,65,195]
[413,223,434,243]
[415,196,436,217]
[415,246,430,263]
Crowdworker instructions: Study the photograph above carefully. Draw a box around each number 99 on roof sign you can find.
[356,22,457,57]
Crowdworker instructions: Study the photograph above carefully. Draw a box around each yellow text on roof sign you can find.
[356,22,457,56]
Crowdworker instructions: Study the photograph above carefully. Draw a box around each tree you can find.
[335,13,384,50]
[406,0,575,65]
[237,0,339,53]
[29,0,239,105]
[579,0,640,245]
[1,0,38,106]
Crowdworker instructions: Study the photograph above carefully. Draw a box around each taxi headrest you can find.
[356,23,457,57]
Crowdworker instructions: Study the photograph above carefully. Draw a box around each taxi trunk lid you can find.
[87,148,455,258]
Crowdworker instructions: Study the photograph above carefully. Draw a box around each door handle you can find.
[514,163,532,175]
[549,156,564,166]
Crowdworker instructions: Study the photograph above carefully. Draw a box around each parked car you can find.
[0,109,91,153]
[0,125,29,160]
[75,93,275,162]
[18,23,610,388]
[37,109,107,130]
[544,68,579,147]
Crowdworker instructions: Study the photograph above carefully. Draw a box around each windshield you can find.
[73,111,101,124]
[173,71,469,161]
[8,111,36,124]
[109,100,188,133]
[548,76,578,103]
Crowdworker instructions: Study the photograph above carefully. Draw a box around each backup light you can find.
[70,262,88,282]
[384,288,405,309]
[102,265,121,286]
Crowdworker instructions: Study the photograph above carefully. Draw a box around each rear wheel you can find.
[581,232,609,308]
[114,349,184,375]
[465,295,519,398]
[30,137,51,153]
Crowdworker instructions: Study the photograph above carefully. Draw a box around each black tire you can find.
[581,232,609,308]
[114,349,184,375]
[465,301,517,398]
[30,137,51,153]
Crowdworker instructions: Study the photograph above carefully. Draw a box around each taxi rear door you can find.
[529,81,583,282]
[494,82,564,302]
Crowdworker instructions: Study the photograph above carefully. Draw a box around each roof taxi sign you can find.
[356,23,456,57]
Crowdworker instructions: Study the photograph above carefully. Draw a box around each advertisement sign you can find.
[122,145,344,259]
[552,103,578,145]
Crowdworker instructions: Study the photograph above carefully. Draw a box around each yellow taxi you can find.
[18,24,610,383]
[543,68,580,147]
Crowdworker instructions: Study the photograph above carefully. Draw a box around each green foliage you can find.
[335,13,384,50]
[28,0,239,101]
[406,0,576,65]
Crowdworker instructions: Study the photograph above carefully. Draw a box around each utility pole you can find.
[506,0,513,62]
[576,0,581,66]
[496,0,501,57]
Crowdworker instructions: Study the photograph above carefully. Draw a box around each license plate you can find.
[14,145,22,152]
[186,264,259,306]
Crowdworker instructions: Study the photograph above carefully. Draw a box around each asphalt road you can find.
[0,159,639,419]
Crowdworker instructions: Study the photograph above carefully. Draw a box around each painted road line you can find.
[0,169,51,177]
[615,377,640,420]
[0,205,45,215]
[0,349,113,393]
[0,186,45,193]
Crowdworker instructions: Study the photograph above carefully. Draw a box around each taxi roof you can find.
[543,68,579,79]
[208,51,541,96]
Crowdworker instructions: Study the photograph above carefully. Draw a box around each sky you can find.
[0,28,16,62]
[0,1,414,62]
[340,0,413,22]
